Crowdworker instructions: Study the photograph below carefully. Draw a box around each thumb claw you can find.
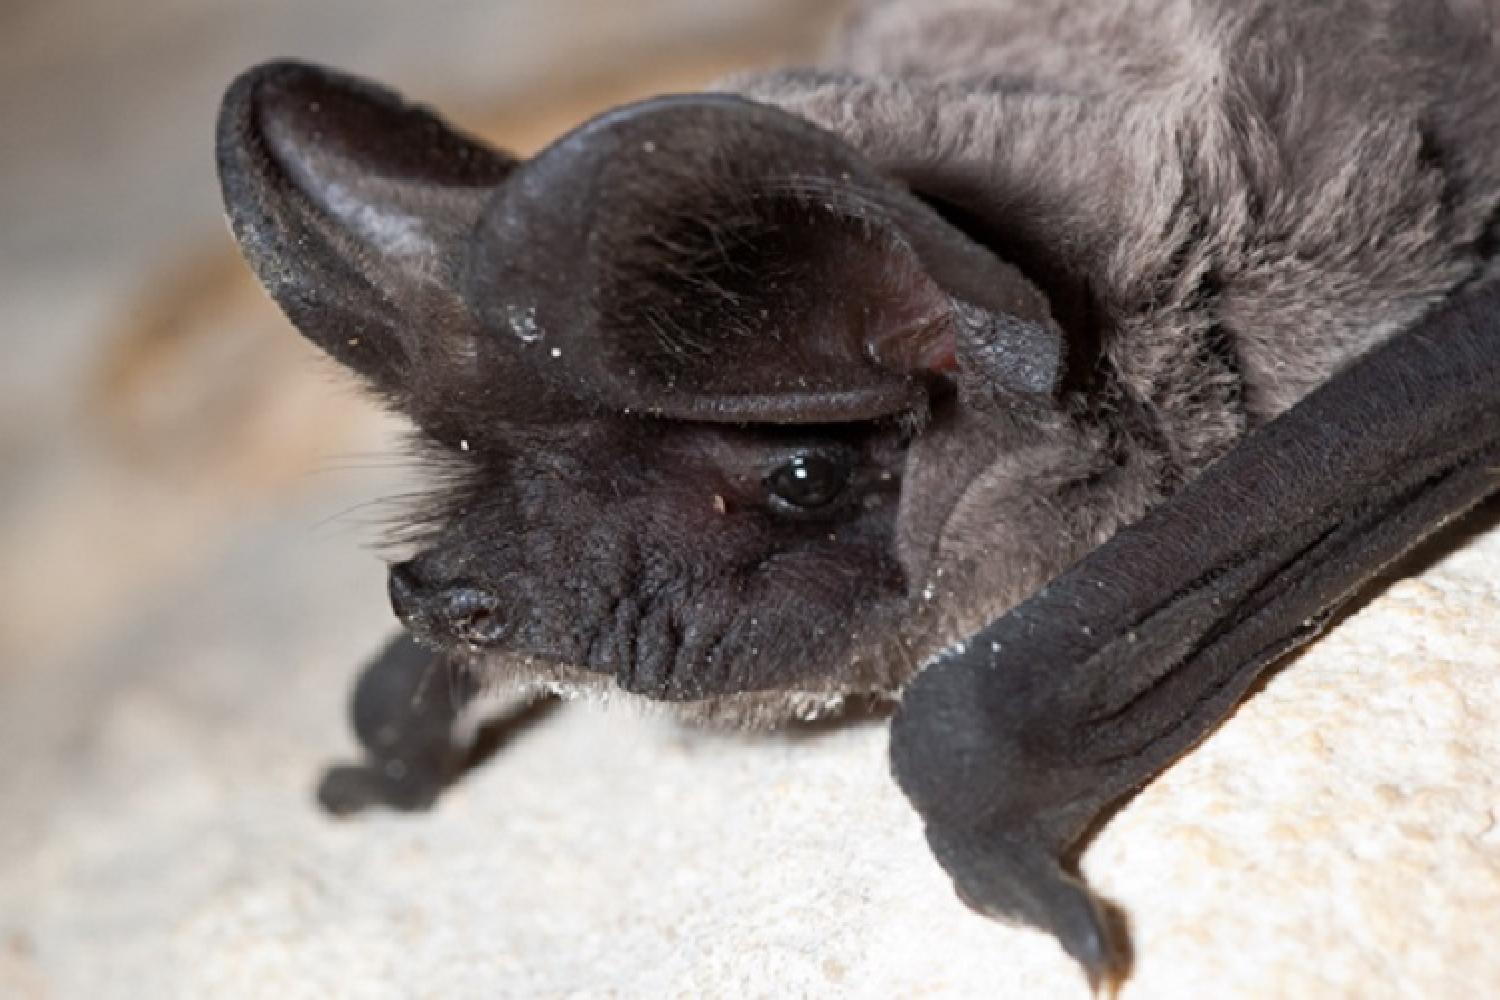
[930,826,1132,989]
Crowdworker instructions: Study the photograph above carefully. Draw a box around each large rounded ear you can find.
[463,95,1065,424]
[216,61,569,438]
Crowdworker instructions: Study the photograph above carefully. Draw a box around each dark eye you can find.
[764,453,852,511]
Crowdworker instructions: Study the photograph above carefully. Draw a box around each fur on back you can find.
[696,1,1500,687]
[735,0,1500,430]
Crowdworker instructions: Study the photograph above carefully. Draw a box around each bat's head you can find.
[217,62,1120,710]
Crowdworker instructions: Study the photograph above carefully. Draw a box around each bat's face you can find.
[218,63,1123,705]
[391,411,912,700]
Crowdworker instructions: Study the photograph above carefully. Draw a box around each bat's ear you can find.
[216,61,540,433]
[464,96,1065,423]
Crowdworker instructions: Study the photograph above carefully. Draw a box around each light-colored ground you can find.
[4,494,1498,999]
[3,2,1498,998]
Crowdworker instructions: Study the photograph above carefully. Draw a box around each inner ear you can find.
[463,95,1065,424]
[602,196,960,421]
[216,60,522,418]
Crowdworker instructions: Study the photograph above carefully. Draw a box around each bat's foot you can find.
[891,645,1137,990]
[314,632,474,817]
[929,827,1131,993]
[316,759,449,815]
[316,633,562,816]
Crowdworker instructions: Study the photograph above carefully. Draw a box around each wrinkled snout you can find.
[388,562,509,648]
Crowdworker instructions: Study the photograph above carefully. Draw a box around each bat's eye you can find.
[764,452,852,511]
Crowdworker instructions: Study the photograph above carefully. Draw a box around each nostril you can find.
[441,587,507,646]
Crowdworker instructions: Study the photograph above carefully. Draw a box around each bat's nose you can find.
[387,561,422,622]
[437,586,508,646]
[388,562,509,647]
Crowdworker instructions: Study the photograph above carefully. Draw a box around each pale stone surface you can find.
[2,489,1497,998]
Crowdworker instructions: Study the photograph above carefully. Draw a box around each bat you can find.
[215,0,1500,987]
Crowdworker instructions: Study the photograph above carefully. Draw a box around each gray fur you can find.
[712,0,1500,695]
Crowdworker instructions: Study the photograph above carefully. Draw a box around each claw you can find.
[928,826,1130,990]
[317,760,443,815]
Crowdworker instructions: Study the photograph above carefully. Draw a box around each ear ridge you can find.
[216,60,516,400]
[462,95,1064,424]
